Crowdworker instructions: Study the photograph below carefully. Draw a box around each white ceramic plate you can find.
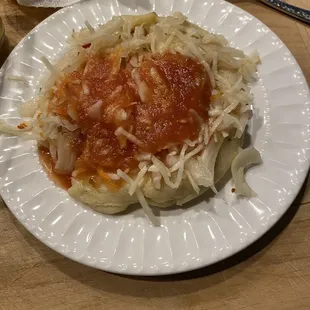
[0,0,309,276]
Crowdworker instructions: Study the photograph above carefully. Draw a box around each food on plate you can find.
[0,12,262,225]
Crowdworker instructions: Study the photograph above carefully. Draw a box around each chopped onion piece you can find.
[54,133,77,173]
[116,108,128,121]
[67,105,79,121]
[132,69,150,103]
[82,83,90,95]
[231,147,262,197]
[115,127,143,146]
[88,100,103,120]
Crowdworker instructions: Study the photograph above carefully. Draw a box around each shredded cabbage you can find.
[152,155,175,188]
[117,169,160,226]
[173,144,187,188]
[129,166,148,196]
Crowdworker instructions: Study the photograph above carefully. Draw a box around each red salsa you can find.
[46,51,212,184]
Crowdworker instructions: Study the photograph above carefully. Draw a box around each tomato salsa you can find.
[48,51,212,175]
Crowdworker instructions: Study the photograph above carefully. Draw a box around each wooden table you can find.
[1,0,310,309]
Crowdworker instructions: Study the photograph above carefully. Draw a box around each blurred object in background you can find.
[258,0,310,24]
[17,0,83,7]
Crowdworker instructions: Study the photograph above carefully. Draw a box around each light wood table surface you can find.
[1,0,310,309]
